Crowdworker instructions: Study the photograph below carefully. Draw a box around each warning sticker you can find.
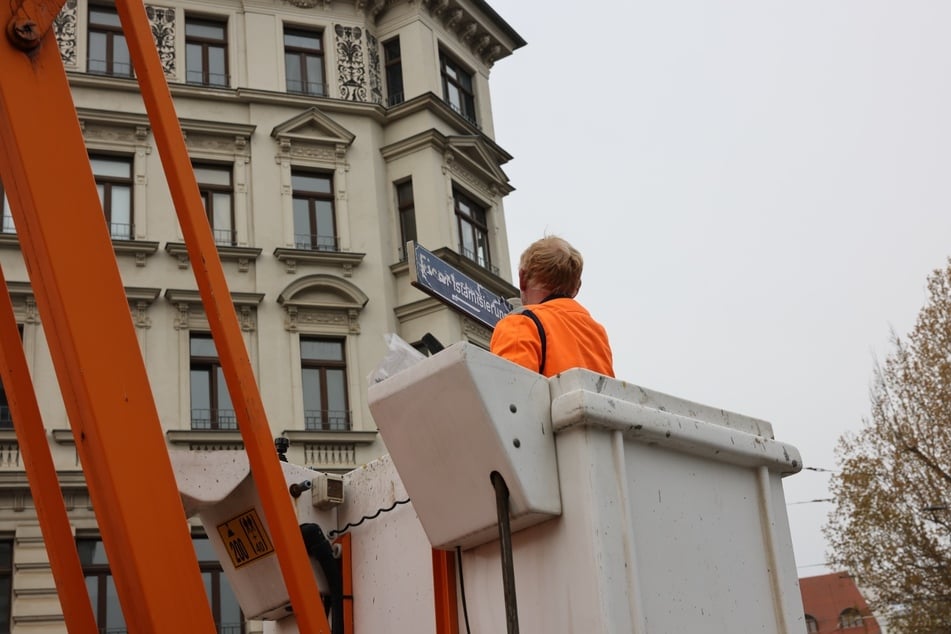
[217,509,275,569]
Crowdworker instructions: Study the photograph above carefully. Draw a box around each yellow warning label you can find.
[217,509,275,569]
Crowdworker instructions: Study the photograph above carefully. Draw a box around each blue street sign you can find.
[407,242,513,329]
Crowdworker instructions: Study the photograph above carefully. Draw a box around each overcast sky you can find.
[485,0,951,576]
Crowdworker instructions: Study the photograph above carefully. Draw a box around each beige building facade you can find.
[0,0,523,630]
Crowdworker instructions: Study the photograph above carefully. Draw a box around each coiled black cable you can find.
[328,498,411,538]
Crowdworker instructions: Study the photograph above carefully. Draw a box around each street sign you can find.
[407,242,513,329]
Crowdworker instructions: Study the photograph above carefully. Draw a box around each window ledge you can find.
[0,234,18,249]
[51,428,75,444]
[0,430,17,442]
[281,430,378,445]
[166,429,244,446]
[273,247,365,276]
[113,239,160,267]
[165,242,263,273]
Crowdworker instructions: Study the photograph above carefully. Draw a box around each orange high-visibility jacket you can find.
[489,297,614,378]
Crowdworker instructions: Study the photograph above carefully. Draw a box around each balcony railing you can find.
[304,409,351,432]
[191,408,237,430]
[110,222,133,240]
[446,100,479,128]
[287,80,327,97]
[387,91,404,107]
[294,233,339,252]
[212,227,237,247]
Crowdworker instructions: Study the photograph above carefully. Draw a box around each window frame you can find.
[90,154,134,240]
[453,186,492,271]
[189,333,236,430]
[0,183,13,234]
[78,535,245,633]
[291,170,336,251]
[300,336,350,431]
[395,179,415,261]
[87,4,133,78]
[439,50,476,125]
[185,16,229,87]
[193,163,235,246]
[839,607,864,628]
[383,37,403,106]
[283,26,325,96]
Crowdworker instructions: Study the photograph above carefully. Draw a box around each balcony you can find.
[459,245,499,275]
[304,409,351,432]
[109,222,133,240]
[294,232,339,252]
[190,408,237,431]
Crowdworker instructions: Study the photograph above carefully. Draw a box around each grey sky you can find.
[486,0,951,575]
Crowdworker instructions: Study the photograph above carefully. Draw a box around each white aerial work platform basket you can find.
[367,342,806,633]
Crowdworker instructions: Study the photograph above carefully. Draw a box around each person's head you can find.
[518,235,583,304]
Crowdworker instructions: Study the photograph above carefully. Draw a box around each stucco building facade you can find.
[0,0,523,630]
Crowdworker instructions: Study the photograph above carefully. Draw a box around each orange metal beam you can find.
[0,15,217,634]
[113,0,331,631]
[0,266,98,634]
[432,549,460,634]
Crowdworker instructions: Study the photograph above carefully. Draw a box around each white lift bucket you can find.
[367,341,559,550]
[364,342,806,633]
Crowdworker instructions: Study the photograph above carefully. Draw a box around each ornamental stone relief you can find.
[147,6,177,77]
[448,160,496,200]
[54,0,78,68]
[335,25,367,102]
[288,144,337,162]
[366,33,383,105]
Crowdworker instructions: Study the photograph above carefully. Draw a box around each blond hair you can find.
[519,235,583,297]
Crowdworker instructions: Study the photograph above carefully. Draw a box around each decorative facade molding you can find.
[146,5,177,77]
[366,32,383,105]
[54,0,78,68]
[278,274,368,334]
[125,287,161,329]
[335,26,368,102]
[165,289,264,331]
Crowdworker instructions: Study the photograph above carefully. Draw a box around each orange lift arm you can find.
[0,8,219,634]
[0,264,98,634]
[113,0,331,630]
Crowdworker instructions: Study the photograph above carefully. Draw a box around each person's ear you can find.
[519,269,529,291]
[572,280,582,297]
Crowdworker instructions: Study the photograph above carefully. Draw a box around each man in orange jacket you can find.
[490,236,614,378]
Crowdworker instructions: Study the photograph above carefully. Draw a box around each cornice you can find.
[67,74,388,124]
[384,93,512,163]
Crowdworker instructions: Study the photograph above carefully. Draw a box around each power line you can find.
[788,498,834,505]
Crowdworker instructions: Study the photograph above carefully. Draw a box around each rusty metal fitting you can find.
[7,17,43,51]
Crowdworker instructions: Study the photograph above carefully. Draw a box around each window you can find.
[804,614,818,633]
[292,171,336,251]
[383,37,403,106]
[839,607,863,628]
[190,334,235,430]
[194,164,234,246]
[0,540,10,634]
[88,5,132,77]
[186,17,228,87]
[301,337,349,431]
[0,325,23,430]
[78,536,244,633]
[396,180,415,260]
[284,27,325,96]
[91,155,133,239]
[440,51,476,125]
[453,188,491,271]
[0,183,13,234]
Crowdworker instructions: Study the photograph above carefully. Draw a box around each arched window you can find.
[840,607,864,628]
[805,614,819,632]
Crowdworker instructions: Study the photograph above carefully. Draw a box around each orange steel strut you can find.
[112,0,331,630]
[0,8,219,634]
[0,264,98,634]
[0,0,331,629]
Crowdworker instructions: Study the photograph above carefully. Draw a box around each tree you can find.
[826,259,951,633]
